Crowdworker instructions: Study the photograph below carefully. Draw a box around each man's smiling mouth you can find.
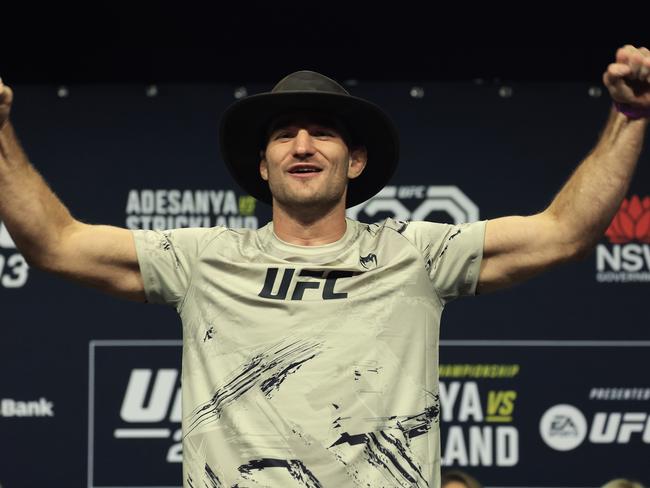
[288,163,323,178]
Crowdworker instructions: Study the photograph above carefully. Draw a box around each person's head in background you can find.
[602,479,645,488]
[441,469,482,488]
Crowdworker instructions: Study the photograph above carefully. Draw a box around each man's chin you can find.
[274,192,344,211]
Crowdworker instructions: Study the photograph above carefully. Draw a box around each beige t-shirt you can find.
[132,216,486,488]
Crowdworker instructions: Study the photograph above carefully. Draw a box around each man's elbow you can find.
[565,239,597,262]
[545,214,599,263]
[8,236,58,272]
[22,247,65,274]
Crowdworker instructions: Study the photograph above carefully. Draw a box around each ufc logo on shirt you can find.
[258,268,358,301]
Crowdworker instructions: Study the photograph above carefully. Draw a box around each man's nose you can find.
[292,129,316,158]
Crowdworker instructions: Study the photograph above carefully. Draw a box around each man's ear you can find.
[259,150,268,181]
[347,146,368,180]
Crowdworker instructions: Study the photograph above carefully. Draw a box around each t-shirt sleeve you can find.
[130,227,218,310]
[400,219,487,304]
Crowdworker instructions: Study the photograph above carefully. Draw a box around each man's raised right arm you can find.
[0,79,145,301]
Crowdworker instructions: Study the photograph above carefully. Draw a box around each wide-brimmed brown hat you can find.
[218,70,400,208]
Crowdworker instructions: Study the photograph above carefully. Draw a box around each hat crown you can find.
[271,70,350,95]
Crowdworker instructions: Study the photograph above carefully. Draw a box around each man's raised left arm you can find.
[478,45,650,294]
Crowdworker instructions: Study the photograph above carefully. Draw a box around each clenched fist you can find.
[0,78,13,129]
[603,45,650,108]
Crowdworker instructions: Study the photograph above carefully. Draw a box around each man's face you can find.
[259,113,367,212]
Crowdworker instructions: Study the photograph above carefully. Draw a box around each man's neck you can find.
[271,203,348,246]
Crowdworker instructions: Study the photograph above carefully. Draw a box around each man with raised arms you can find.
[0,46,648,487]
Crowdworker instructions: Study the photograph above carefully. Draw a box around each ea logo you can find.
[539,404,588,451]
[347,185,479,225]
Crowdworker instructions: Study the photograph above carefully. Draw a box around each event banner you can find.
[86,341,650,487]
[438,342,650,484]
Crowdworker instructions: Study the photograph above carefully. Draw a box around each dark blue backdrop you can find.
[1,81,648,487]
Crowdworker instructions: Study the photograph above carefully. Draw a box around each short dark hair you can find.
[441,469,482,488]
[602,479,645,488]
[261,111,357,151]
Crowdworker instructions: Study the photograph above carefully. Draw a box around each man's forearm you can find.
[0,121,77,267]
[545,106,648,253]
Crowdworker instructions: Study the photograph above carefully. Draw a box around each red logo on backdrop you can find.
[605,195,650,244]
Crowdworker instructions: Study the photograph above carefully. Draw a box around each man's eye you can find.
[313,130,334,138]
[275,132,292,139]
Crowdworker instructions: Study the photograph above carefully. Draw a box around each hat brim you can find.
[218,91,400,208]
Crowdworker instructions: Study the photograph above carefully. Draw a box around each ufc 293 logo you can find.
[347,185,479,224]
[0,221,29,289]
[258,268,358,300]
[89,341,183,487]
